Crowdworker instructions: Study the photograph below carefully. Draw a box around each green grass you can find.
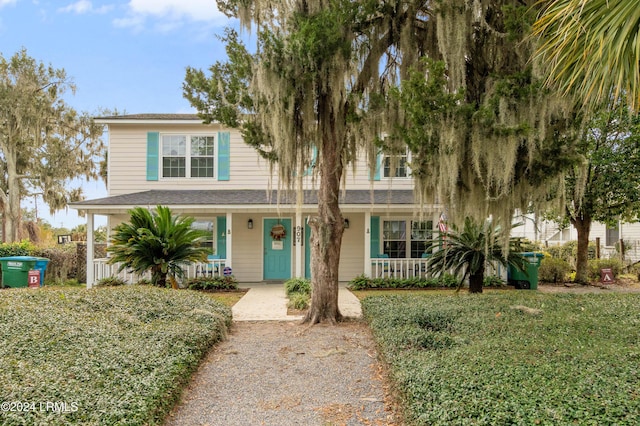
[0,286,232,425]
[362,292,640,425]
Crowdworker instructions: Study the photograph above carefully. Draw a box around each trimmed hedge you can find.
[0,286,231,425]
[186,275,239,291]
[363,293,640,425]
[347,274,458,290]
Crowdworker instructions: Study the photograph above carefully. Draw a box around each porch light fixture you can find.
[247,219,254,229]
[344,218,350,229]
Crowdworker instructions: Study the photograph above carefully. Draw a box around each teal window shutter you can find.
[304,145,318,176]
[218,132,230,181]
[216,216,227,258]
[370,153,382,181]
[146,132,159,181]
[370,216,380,257]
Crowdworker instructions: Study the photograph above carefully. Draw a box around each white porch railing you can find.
[93,258,228,285]
[370,257,432,279]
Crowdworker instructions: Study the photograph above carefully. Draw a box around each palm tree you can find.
[107,206,210,288]
[533,0,640,111]
[426,217,529,293]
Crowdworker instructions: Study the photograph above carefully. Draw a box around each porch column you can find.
[86,213,94,289]
[226,212,232,268]
[364,211,371,276]
[295,212,303,277]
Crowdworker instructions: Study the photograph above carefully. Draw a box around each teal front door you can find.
[263,218,292,280]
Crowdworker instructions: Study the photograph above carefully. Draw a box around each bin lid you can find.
[0,256,40,261]
[518,252,544,258]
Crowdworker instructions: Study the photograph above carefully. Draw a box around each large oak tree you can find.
[185,0,582,321]
[0,49,104,242]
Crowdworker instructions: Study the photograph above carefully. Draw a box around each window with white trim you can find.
[383,150,409,178]
[382,220,433,258]
[605,225,619,247]
[161,134,215,178]
[192,220,216,254]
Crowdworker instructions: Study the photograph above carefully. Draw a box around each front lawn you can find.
[362,292,640,425]
[0,286,232,425]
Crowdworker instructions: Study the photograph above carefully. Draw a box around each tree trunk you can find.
[468,264,484,293]
[468,273,484,293]
[303,94,345,325]
[572,214,592,284]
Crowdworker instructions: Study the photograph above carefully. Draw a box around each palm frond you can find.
[533,0,640,111]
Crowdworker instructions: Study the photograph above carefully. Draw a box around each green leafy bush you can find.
[482,275,505,287]
[538,257,571,283]
[347,274,458,290]
[95,276,128,287]
[587,258,624,280]
[545,240,596,266]
[0,240,34,257]
[288,292,310,310]
[284,278,311,310]
[0,286,231,425]
[284,277,311,296]
[362,293,640,424]
[187,275,239,291]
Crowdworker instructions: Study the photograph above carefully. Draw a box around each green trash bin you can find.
[508,252,544,290]
[0,256,39,288]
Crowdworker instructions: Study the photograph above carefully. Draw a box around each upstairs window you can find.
[383,150,409,178]
[161,134,215,178]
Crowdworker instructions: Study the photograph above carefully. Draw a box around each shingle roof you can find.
[71,189,417,208]
[95,113,201,120]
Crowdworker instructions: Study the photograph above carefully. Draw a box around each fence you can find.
[92,257,228,285]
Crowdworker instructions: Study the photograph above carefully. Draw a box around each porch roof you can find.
[71,189,421,213]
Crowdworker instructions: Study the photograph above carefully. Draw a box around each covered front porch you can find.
[72,189,442,287]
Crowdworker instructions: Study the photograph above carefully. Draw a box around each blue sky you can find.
[1,0,235,228]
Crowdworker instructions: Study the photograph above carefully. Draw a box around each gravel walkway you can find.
[164,320,396,426]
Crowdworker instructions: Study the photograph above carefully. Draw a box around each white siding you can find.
[106,122,415,196]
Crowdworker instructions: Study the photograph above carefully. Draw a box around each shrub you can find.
[483,275,506,287]
[95,276,128,287]
[538,257,571,283]
[187,275,239,291]
[287,292,310,310]
[0,240,35,257]
[347,273,459,290]
[32,246,77,283]
[545,240,596,267]
[587,258,624,280]
[284,277,311,296]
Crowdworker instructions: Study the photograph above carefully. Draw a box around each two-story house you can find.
[72,114,442,287]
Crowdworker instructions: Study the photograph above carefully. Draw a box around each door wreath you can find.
[270,224,286,240]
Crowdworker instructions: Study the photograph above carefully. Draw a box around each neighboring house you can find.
[512,212,640,263]
[71,114,443,287]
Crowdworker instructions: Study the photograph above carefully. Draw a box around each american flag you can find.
[438,212,448,233]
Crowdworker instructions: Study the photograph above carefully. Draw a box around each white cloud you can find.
[58,1,113,14]
[128,0,224,21]
[0,0,18,8]
[114,0,227,32]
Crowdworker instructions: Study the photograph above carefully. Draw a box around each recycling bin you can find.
[508,252,544,290]
[0,256,49,288]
